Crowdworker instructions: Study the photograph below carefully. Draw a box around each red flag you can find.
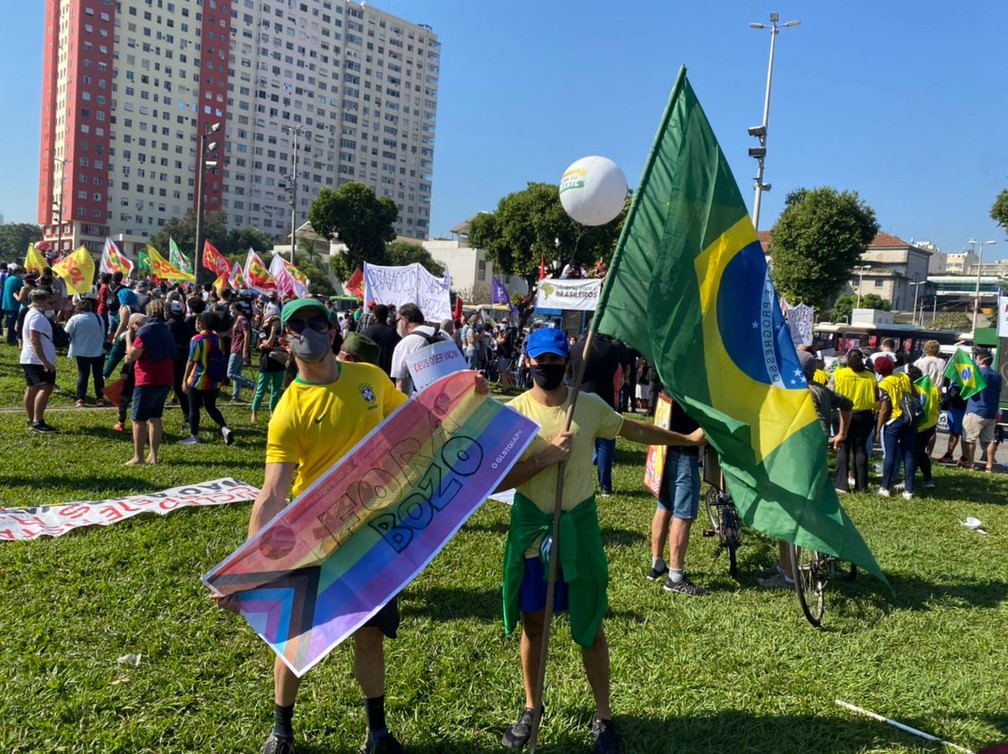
[346,267,364,298]
[202,240,230,277]
[453,295,464,320]
[539,252,546,281]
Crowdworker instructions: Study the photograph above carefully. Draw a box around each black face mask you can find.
[531,363,566,391]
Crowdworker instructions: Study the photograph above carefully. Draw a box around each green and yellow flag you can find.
[169,237,193,276]
[913,374,940,431]
[147,244,196,283]
[137,247,154,278]
[593,67,884,582]
[943,349,986,400]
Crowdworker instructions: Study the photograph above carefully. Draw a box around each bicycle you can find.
[702,485,741,578]
[700,446,742,578]
[788,544,857,627]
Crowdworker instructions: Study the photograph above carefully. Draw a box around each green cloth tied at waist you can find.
[501,491,608,648]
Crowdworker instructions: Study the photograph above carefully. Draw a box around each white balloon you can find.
[559,156,628,226]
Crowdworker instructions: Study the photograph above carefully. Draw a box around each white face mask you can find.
[44,309,55,320]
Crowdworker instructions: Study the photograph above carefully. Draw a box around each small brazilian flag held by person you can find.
[943,349,986,400]
[593,67,885,582]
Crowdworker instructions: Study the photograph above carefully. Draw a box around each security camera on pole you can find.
[747,12,800,232]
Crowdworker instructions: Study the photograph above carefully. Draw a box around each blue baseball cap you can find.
[527,328,569,359]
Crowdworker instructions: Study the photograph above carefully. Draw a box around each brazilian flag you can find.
[137,247,153,277]
[913,375,940,430]
[944,349,986,400]
[594,67,884,582]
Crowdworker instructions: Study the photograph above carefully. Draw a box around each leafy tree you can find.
[991,189,1008,232]
[831,293,890,323]
[467,182,626,299]
[307,182,398,280]
[385,239,444,277]
[0,223,44,262]
[927,311,974,332]
[223,226,273,256]
[454,283,492,306]
[293,238,336,297]
[768,187,879,309]
[148,211,227,255]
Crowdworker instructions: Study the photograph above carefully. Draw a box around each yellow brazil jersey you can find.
[812,368,828,386]
[878,373,912,423]
[266,361,407,497]
[831,367,879,412]
[508,388,624,515]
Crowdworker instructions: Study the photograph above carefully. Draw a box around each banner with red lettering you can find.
[0,478,260,541]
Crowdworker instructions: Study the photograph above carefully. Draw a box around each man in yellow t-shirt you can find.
[220,297,411,754]
[496,328,704,754]
[874,355,917,499]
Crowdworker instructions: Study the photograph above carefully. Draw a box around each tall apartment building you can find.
[38,0,439,257]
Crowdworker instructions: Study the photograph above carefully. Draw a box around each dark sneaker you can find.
[591,718,620,754]
[646,564,669,582]
[222,426,235,446]
[30,422,58,434]
[261,734,295,754]
[360,731,404,754]
[662,575,708,597]
[502,707,536,749]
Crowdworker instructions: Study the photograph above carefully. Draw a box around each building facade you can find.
[37,0,438,257]
[849,233,933,312]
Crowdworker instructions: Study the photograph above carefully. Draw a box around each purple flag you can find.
[491,274,510,305]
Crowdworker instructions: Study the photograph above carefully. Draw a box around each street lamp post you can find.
[909,277,925,327]
[748,12,800,232]
[853,264,871,309]
[282,124,306,262]
[52,158,67,255]
[969,238,997,335]
[194,122,221,287]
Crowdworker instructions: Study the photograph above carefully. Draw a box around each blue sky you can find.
[2,1,1006,259]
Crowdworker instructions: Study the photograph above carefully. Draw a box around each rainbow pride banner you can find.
[203,371,538,676]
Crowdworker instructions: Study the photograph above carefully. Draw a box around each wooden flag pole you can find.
[528,329,595,753]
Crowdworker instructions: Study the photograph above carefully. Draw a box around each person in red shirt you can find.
[124,300,175,465]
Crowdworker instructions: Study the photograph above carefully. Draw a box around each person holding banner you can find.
[496,328,704,754]
[221,297,470,754]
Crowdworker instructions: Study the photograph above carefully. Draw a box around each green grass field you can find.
[1,347,1006,753]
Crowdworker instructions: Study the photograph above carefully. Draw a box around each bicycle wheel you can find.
[704,486,722,537]
[789,544,825,627]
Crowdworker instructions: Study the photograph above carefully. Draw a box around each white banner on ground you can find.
[998,293,1008,338]
[364,262,452,322]
[405,338,467,393]
[535,278,602,311]
[0,478,260,541]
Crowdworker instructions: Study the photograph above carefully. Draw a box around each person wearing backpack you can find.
[389,302,454,395]
[874,356,916,499]
[180,311,235,446]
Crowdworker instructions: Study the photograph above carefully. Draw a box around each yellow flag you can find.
[147,244,196,283]
[212,271,229,297]
[25,244,51,274]
[51,246,96,296]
